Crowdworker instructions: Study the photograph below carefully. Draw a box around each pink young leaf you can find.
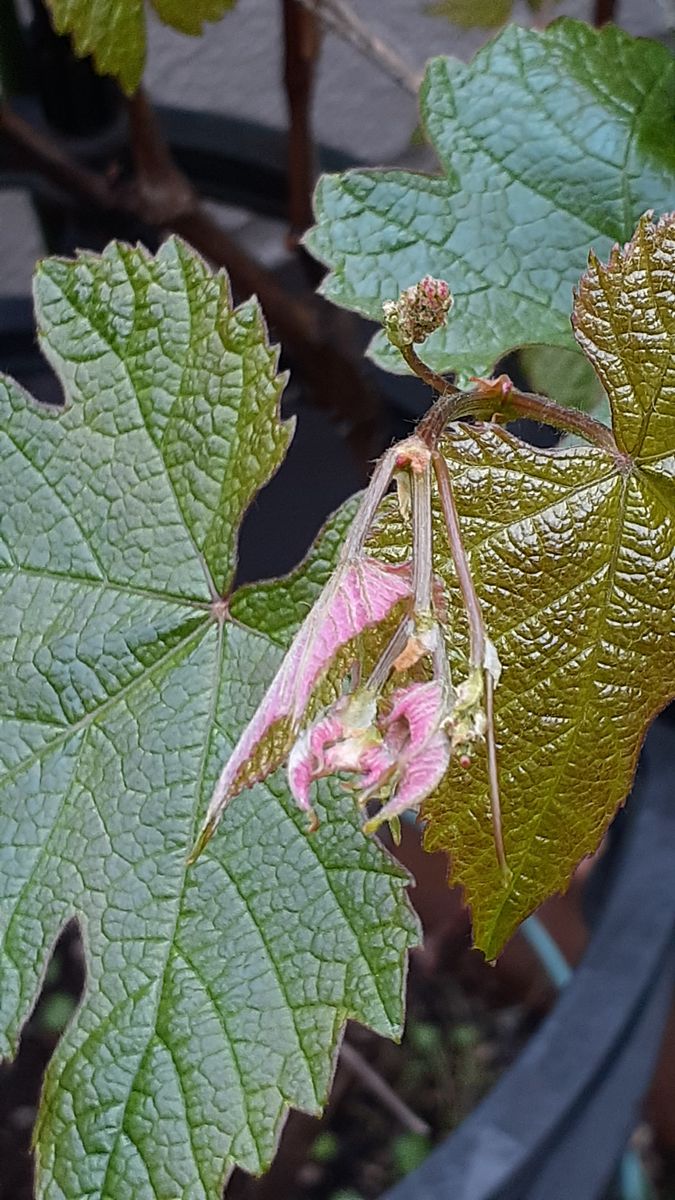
[189,557,413,857]
[286,679,452,835]
[364,682,451,829]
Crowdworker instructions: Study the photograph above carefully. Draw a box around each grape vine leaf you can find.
[45,0,237,95]
[373,213,675,959]
[307,20,675,379]
[0,238,419,1199]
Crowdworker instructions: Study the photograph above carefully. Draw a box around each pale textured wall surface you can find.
[0,0,670,295]
[143,0,660,163]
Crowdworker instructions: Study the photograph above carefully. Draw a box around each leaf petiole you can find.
[432,449,509,882]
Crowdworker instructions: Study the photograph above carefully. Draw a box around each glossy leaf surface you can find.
[372,215,675,957]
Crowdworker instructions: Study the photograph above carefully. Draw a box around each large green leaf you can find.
[307,21,675,378]
[45,0,237,94]
[372,214,675,958]
[0,238,419,1199]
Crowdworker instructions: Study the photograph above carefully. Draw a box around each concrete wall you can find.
[0,0,671,294]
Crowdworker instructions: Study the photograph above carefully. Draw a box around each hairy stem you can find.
[341,445,400,559]
[485,668,509,883]
[431,451,484,671]
[410,464,433,615]
[400,343,458,399]
[367,617,412,693]
[482,385,620,455]
[411,461,455,695]
[416,387,473,447]
[401,341,620,457]
[417,381,621,457]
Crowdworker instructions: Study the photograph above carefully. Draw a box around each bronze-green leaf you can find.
[373,213,675,958]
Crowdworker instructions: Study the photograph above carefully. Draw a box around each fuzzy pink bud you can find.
[383,277,453,348]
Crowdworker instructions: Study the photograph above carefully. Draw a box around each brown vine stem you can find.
[340,1042,431,1135]
[0,103,112,209]
[127,88,197,222]
[127,90,316,338]
[432,449,508,882]
[282,0,322,247]
[593,0,617,25]
[294,0,421,95]
[399,341,620,456]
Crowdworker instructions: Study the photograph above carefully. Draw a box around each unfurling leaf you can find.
[307,21,675,379]
[192,424,506,868]
[190,555,415,853]
[0,238,419,1200]
[373,213,675,958]
[45,0,237,94]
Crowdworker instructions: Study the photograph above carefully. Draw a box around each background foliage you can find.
[308,21,675,379]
